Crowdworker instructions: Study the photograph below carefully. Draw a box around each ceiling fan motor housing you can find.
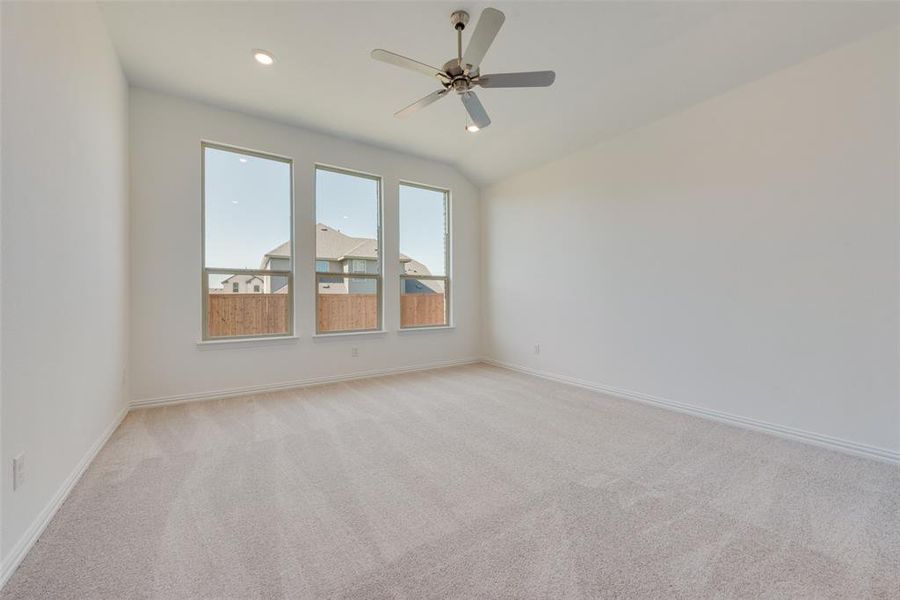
[442,59,478,92]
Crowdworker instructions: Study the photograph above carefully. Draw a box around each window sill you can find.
[312,330,388,339]
[196,335,299,349]
[397,325,455,334]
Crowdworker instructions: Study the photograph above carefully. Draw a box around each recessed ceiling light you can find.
[252,49,275,66]
[466,124,480,133]
[239,157,248,163]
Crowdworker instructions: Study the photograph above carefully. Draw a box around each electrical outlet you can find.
[534,344,541,355]
[351,347,359,358]
[13,454,25,491]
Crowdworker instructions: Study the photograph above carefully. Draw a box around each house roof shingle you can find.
[262,224,430,275]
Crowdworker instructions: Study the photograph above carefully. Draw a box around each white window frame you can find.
[314,164,383,335]
[399,181,451,329]
[201,142,294,340]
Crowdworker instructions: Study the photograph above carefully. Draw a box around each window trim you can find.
[398,180,451,329]
[314,164,384,335]
[201,141,295,341]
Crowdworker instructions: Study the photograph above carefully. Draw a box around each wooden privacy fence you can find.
[399,294,446,328]
[208,294,289,337]
[208,292,446,336]
[318,294,445,331]
[318,294,379,332]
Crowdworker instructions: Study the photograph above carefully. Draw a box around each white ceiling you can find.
[99,1,898,184]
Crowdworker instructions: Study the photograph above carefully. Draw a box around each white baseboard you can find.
[130,357,481,409]
[0,404,129,588]
[483,358,900,465]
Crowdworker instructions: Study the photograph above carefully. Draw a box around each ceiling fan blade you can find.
[371,49,448,81]
[395,89,449,118]
[478,70,556,88]
[461,8,505,73]
[461,91,491,129]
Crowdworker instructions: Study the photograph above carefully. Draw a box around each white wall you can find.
[129,89,480,402]
[1,0,129,565]
[482,28,900,455]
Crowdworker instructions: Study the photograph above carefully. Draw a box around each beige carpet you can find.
[3,363,898,599]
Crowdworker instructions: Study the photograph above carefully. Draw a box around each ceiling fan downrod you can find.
[451,10,469,65]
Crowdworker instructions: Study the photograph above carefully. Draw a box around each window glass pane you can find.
[207,273,290,338]
[399,184,447,277]
[204,146,291,270]
[315,167,381,333]
[202,145,292,340]
[400,183,448,329]
[400,279,447,328]
[315,168,380,274]
[318,276,378,333]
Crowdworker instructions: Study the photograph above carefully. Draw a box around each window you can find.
[399,183,449,328]
[202,143,293,339]
[317,259,342,284]
[315,166,382,333]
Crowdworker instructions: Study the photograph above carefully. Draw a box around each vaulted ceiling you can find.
[99,1,898,184]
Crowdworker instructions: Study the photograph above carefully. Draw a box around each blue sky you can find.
[399,184,447,277]
[204,147,291,272]
[315,168,379,242]
[205,147,447,286]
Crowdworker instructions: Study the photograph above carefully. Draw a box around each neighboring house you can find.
[400,257,443,295]
[259,223,443,294]
[260,242,291,294]
[213,274,265,294]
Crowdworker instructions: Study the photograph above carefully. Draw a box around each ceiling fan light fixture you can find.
[252,49,275,65]
[466,124,480,133]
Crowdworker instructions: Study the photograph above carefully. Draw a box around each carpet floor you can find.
[2,363,898,599]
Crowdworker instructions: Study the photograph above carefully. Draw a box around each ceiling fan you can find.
[371,7,555,131]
